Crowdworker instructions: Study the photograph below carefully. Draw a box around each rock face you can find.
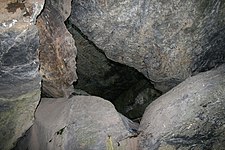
[138,65,225,150]
[70,0,225,90]
[66,22,152,101]
[17,96,139,150]
[0,0,44,149]
[37,0,77,97]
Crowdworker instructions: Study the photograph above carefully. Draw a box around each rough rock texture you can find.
[138,65,225,150]
[37,1,77,97]
[16,96,139,150]
[114,80,161,120]
[70,0,225,91]
[66,22,151,101]
[0,0,44,149]
[46,0,72,20]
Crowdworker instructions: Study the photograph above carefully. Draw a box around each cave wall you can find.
[1,0,225,149]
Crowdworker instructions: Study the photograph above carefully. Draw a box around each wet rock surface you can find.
[138,65,225,150]
[15,96,139,150]
[0,0,44,149]
[70,0,225,91]
[37,1,77,98]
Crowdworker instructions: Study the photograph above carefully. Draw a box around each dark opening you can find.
[65,20,162,121]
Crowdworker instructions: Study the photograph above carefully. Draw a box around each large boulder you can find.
[70,0,225,91]
[16,96,139,150]
[37,0,77,97]
[0,0,44,149]
[138,64,225,150]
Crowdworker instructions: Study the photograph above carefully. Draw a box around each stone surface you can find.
[0,91,41,150]
[114,80,161,120]
[0,0,44,149]
[46,0,72,20]
[37,2,77,98]
[70,0,225,91]
[15,96,139,150]
[66,22,152,101]
[138,65,225,150]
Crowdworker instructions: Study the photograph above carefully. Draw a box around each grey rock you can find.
[45,0,72,20]
[71,88,91,96]
[70,0,225,91]
[138,65,225,150]
[18,96,138,150]
[0,0,44,149]
[119,113,139,132]
[0,25,41,98]
[0,91,41,150]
